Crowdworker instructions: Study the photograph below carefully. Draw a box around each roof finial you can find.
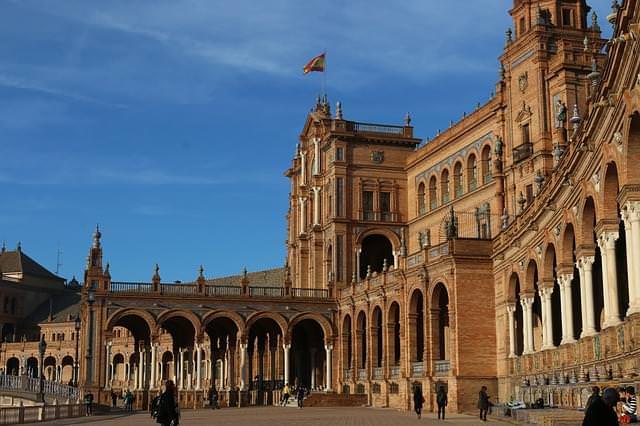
[152,263,161,282]
[199,265,204,278]
[404,112,412,126]
[1,241,5,253]
[16,241,21,252]
[591,11,600,31]
[335,101,343,120]
[506,28,513,45]
[92,224,101,248]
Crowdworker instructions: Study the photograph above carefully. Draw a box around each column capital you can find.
[520,296,534,307]
[324,344,333,351]
[506,303,516,313]
[283,343,291,350]
[539,286,553,298]
[559,274,574,285]
[597,231,619,249]
[624,200,640,221]
[577,255,596,268]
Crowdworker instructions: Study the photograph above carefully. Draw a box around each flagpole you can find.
[323,50,327,98]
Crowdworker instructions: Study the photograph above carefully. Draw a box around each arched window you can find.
[429,176,437,210]
[453,162,463,198]
[467,154,478,191]
[441,170,450,204]
[481,145,492,184]
[417,182,426,215]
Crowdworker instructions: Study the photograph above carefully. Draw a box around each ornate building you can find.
[2,0,640,416]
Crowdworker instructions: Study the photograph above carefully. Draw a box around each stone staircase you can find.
[507,408,584,425]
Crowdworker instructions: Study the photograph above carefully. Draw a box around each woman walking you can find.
[478,385,491,422]
[156,380,180,426]
[436,385,448,420]
[413,384,424,419]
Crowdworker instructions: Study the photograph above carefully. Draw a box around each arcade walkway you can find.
[23,407,505,425]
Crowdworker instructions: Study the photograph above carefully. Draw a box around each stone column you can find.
[520,296,534,354]
[325,344,333,391]
[196,344,202,390]
[313,137,320,175]
[299,197,307,234]
[356,249,361,281]
[312,187,321,226]
[159,360,164,383]
[105,342,112,389]
[300,151,306,185]
[178,349,184,390]
[540,287,554,350]
[506,304,516,358]
[310,348,316,389]
[283,343,291,386]
[239,343,248,390]
[623,202,640,314]
[139,348,146,390]
[599,231,622,328]
[560,274,576,344]
[150,344,157,389]
[578,256,597,336]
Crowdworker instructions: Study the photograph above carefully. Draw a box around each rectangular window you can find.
[363,191,374,220]
[336,235,343,281]
[380,192,391,221]
[526,184,534,204]
[336,178,344,217]
[562,9,573,27]
[335,147,344,161]
[522,123,530,145]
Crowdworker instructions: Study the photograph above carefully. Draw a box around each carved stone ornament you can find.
[592,172,601,193]
[554,224,561,236]
[518,71,528,93]
[371,151,384,164]
[613,131,624,153]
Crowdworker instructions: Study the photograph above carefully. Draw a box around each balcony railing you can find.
[411,362,424,376]
[110,282,154,294]
[205,285,242,297]
[160,283,198,296]
[343,369,353,381]
[373,367,383,380]
[513,142,533,163]
[248,287,284,298]
[361,211,398,222]
[434,360,450,376]
[358,369,367,381]
[350,122,405,135]
[390,366,400,378]
[291,288,329,299]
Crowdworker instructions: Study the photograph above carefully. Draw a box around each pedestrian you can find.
[621,386,637,423]
[413,384,424,419]
[478,385,491,422]
[296,384,306,409]
[151,392,161,418]
[156,380,180,426]
[585,386,600,410]
[281,383,290,406]
[582,387,619,426]
[111,390,118,408]
[436,385,448,420]
[125,389,134,412]
[208,387,219,409]
[84,391,94,416]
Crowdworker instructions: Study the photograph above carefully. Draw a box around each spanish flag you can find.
[303,53,325,74]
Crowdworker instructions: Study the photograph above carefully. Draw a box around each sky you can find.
[0,0,612,283]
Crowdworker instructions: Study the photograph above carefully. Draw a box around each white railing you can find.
[0,375,78,401]
[434,360,450,375]
[411,362,424,376]
[0,403,83,425]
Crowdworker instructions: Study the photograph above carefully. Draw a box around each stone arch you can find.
[441,167,451,203]
[429,174,438,210]
[524,259,539,293]
[157,309,202,338]
[601,161,621,221]
[578,196,598,248]
[105,308,157,334]
[387,301,401,367]
[625,112,640,184]
[355,228,400,250]
[201,310,246,337]
[358,233,395,278]
[466,151,478,190]
[289,312,334,342]
[341,313,352,371]
[409,288,425,363]
[453,161,464,198]
[246,312,288,339]
[417,180,426,215]
[542,243,556,282]
[431,282,450,362]
[559,223,577,267]
[371,306,384,368]
[355,310,367,370]
[481,142,493,184]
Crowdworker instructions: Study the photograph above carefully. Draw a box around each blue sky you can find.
[1,0,611,282]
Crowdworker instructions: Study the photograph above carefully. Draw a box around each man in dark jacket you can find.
[478,386,490,421]
[413,385,424,419]
[585,386,600,410]
[582,387,619,426]
[436,385,448,420]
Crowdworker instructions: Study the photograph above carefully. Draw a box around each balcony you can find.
[358,369,368,381]
[434,360,450,376]
[361,210,398,222]
[373,367,383,380]
[343,369,353,381]
[513,142,533,163]
[411,362,424,376]
[390,366,401,378]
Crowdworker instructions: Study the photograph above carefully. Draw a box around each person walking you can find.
[125,390,134,412]
[582,387,619,426]
[478,385,491,422]
[296,384,306,409]
[436,385,448,420]
[585,386,600,411]
[621,386,637,423]
[156,380,180,426]
[413,385,424,419]
[208,387,219,409]
[281,383,290,406]
[110,390,118,408]
[83,391,94,416]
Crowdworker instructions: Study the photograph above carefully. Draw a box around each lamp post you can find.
[74,315,81,387]
[38,335,47,403]
[85,286,96,385]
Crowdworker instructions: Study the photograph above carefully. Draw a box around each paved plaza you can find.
[26,407,509,425]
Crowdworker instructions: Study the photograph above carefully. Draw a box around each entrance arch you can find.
[291,319,326,389]
[247,317,283,391]
[6,357,19,376]
[387,302,401,367]
[409,290,424,364]
[431,283,449,362]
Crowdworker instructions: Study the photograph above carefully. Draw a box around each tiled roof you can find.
[203,267,286,287]
[0,249,64,282]
[24,290,81,325]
